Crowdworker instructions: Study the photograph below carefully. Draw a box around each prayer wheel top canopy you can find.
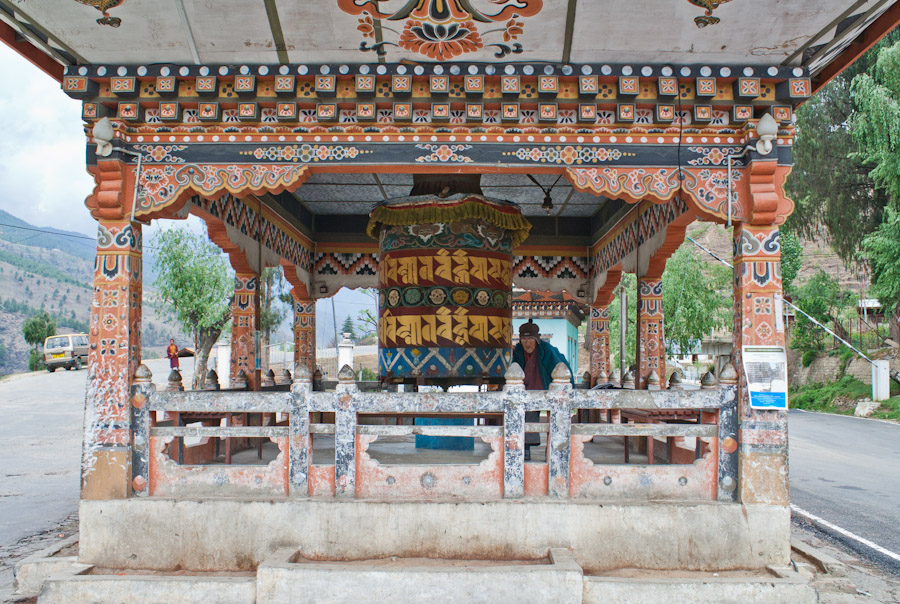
[369,194,531,383]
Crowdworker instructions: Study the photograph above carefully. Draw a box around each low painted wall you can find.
[78,499,789,573]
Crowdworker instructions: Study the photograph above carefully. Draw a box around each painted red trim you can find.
[0,21,64,83]
[812,2,900,94]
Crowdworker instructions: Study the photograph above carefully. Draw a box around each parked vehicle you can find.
[43,333,89,372]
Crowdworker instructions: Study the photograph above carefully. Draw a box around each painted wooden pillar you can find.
[588,305,611,385]
[733,224,789,505]
[231,272,259,390]
[292,293,316,377]
[635,278,665,389]
[82,220,142,500]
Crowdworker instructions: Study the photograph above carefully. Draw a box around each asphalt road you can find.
[0,358,191,548]
[789,409,900,566]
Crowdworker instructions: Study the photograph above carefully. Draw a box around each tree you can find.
[780,231,803,294]
[662,243,730,357]
[356,287,378,341]
[785,30,899,264]
[790,270,850,365]
[340,315,357,340]
[153,228,233,389]
[22,310,55,371]
[608,273,637,375]
[862,206,900,342]
[259,266,288,369]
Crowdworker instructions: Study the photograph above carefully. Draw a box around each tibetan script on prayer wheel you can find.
[367,194,530,381]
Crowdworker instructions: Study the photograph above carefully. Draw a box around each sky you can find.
[0,43,373,345]
[0,44,97,236]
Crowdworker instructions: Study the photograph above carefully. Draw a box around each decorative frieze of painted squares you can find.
[501,103,519,121]
[159,102,181,121]
[82,102,100,119]
[195,77,217,95]
[116,102,141,120]
[658,78,678,96]
[239,103,258,120]
[579,76,598,96]
[276,103,297,121]
[393,102,412,120]
[578,104,596,122]
[110,77,136,96]
[63,76,98,97]
[776,78,811,99]
[315,75,336,96]
[693,105,712,121]
[539,103,557,122]
[356,103,376,121]
[392,75,412,95]
[275,76,296,95]
[501,75,520,95]
[736,78,760,97]
[538,76,558,95]
[316,104,337,121]
[733,105,753,121]
[198,102,219,121]
[464,75,484,95]
[432,103,450,121]
[617,104,635,122]
[656,104,675,122]
[619,77,639,96]
[695,78,716,97]
[234,76,256,95]
[467,103,483,120]
[355,75,376,95]
[772,106,792,122]
[430,75,449,94]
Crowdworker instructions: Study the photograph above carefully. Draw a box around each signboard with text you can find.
[742,346,788,410]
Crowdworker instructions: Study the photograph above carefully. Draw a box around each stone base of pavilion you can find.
[80,499,789,572]
[26,507,817,603]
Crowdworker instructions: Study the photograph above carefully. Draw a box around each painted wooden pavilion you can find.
[3,0,898,591]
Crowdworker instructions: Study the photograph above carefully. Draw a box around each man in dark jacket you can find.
[511,319,574,460]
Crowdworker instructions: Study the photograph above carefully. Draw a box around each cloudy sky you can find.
[0,44,97,236]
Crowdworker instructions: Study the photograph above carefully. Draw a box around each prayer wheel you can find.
[367,193,531,382]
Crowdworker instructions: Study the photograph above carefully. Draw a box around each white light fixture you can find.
[755,112,778,155]
[92,117,115,156]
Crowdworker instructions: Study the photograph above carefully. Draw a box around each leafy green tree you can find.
[608,273,636,376]
[355,288,378,340]
[22,310,55,371]
[785,30,899,264]
[779,231,803,294]
[790,270,849,365]
[662,244,730,357]
[153,228,233,389]
[862,206,900,342]
[259,266,288,368]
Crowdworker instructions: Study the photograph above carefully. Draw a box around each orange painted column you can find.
[231,273,259,390]
[589,305,611,385]
[636,278,665,389]
[82,220,142,499]
[292,293,316,377]
[733,224,789,505]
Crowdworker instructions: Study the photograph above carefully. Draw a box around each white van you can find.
[43,333,89,372]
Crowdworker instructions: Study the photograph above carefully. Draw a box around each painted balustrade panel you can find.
[139,387,736,501]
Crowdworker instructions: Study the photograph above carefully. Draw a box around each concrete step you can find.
[27,547,818,604]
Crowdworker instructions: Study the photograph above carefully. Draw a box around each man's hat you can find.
[519,319,539,338]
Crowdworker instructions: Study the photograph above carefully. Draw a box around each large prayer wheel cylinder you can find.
[367,194,531,381]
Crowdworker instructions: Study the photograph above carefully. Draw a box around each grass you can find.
[790,375,900,420]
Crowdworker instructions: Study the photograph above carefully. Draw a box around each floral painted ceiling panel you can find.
[4,0,898,74]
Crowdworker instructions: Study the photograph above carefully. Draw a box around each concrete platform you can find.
[78,499,790,572]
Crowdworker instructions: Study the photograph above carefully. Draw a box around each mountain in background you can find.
[0,209,96,262]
